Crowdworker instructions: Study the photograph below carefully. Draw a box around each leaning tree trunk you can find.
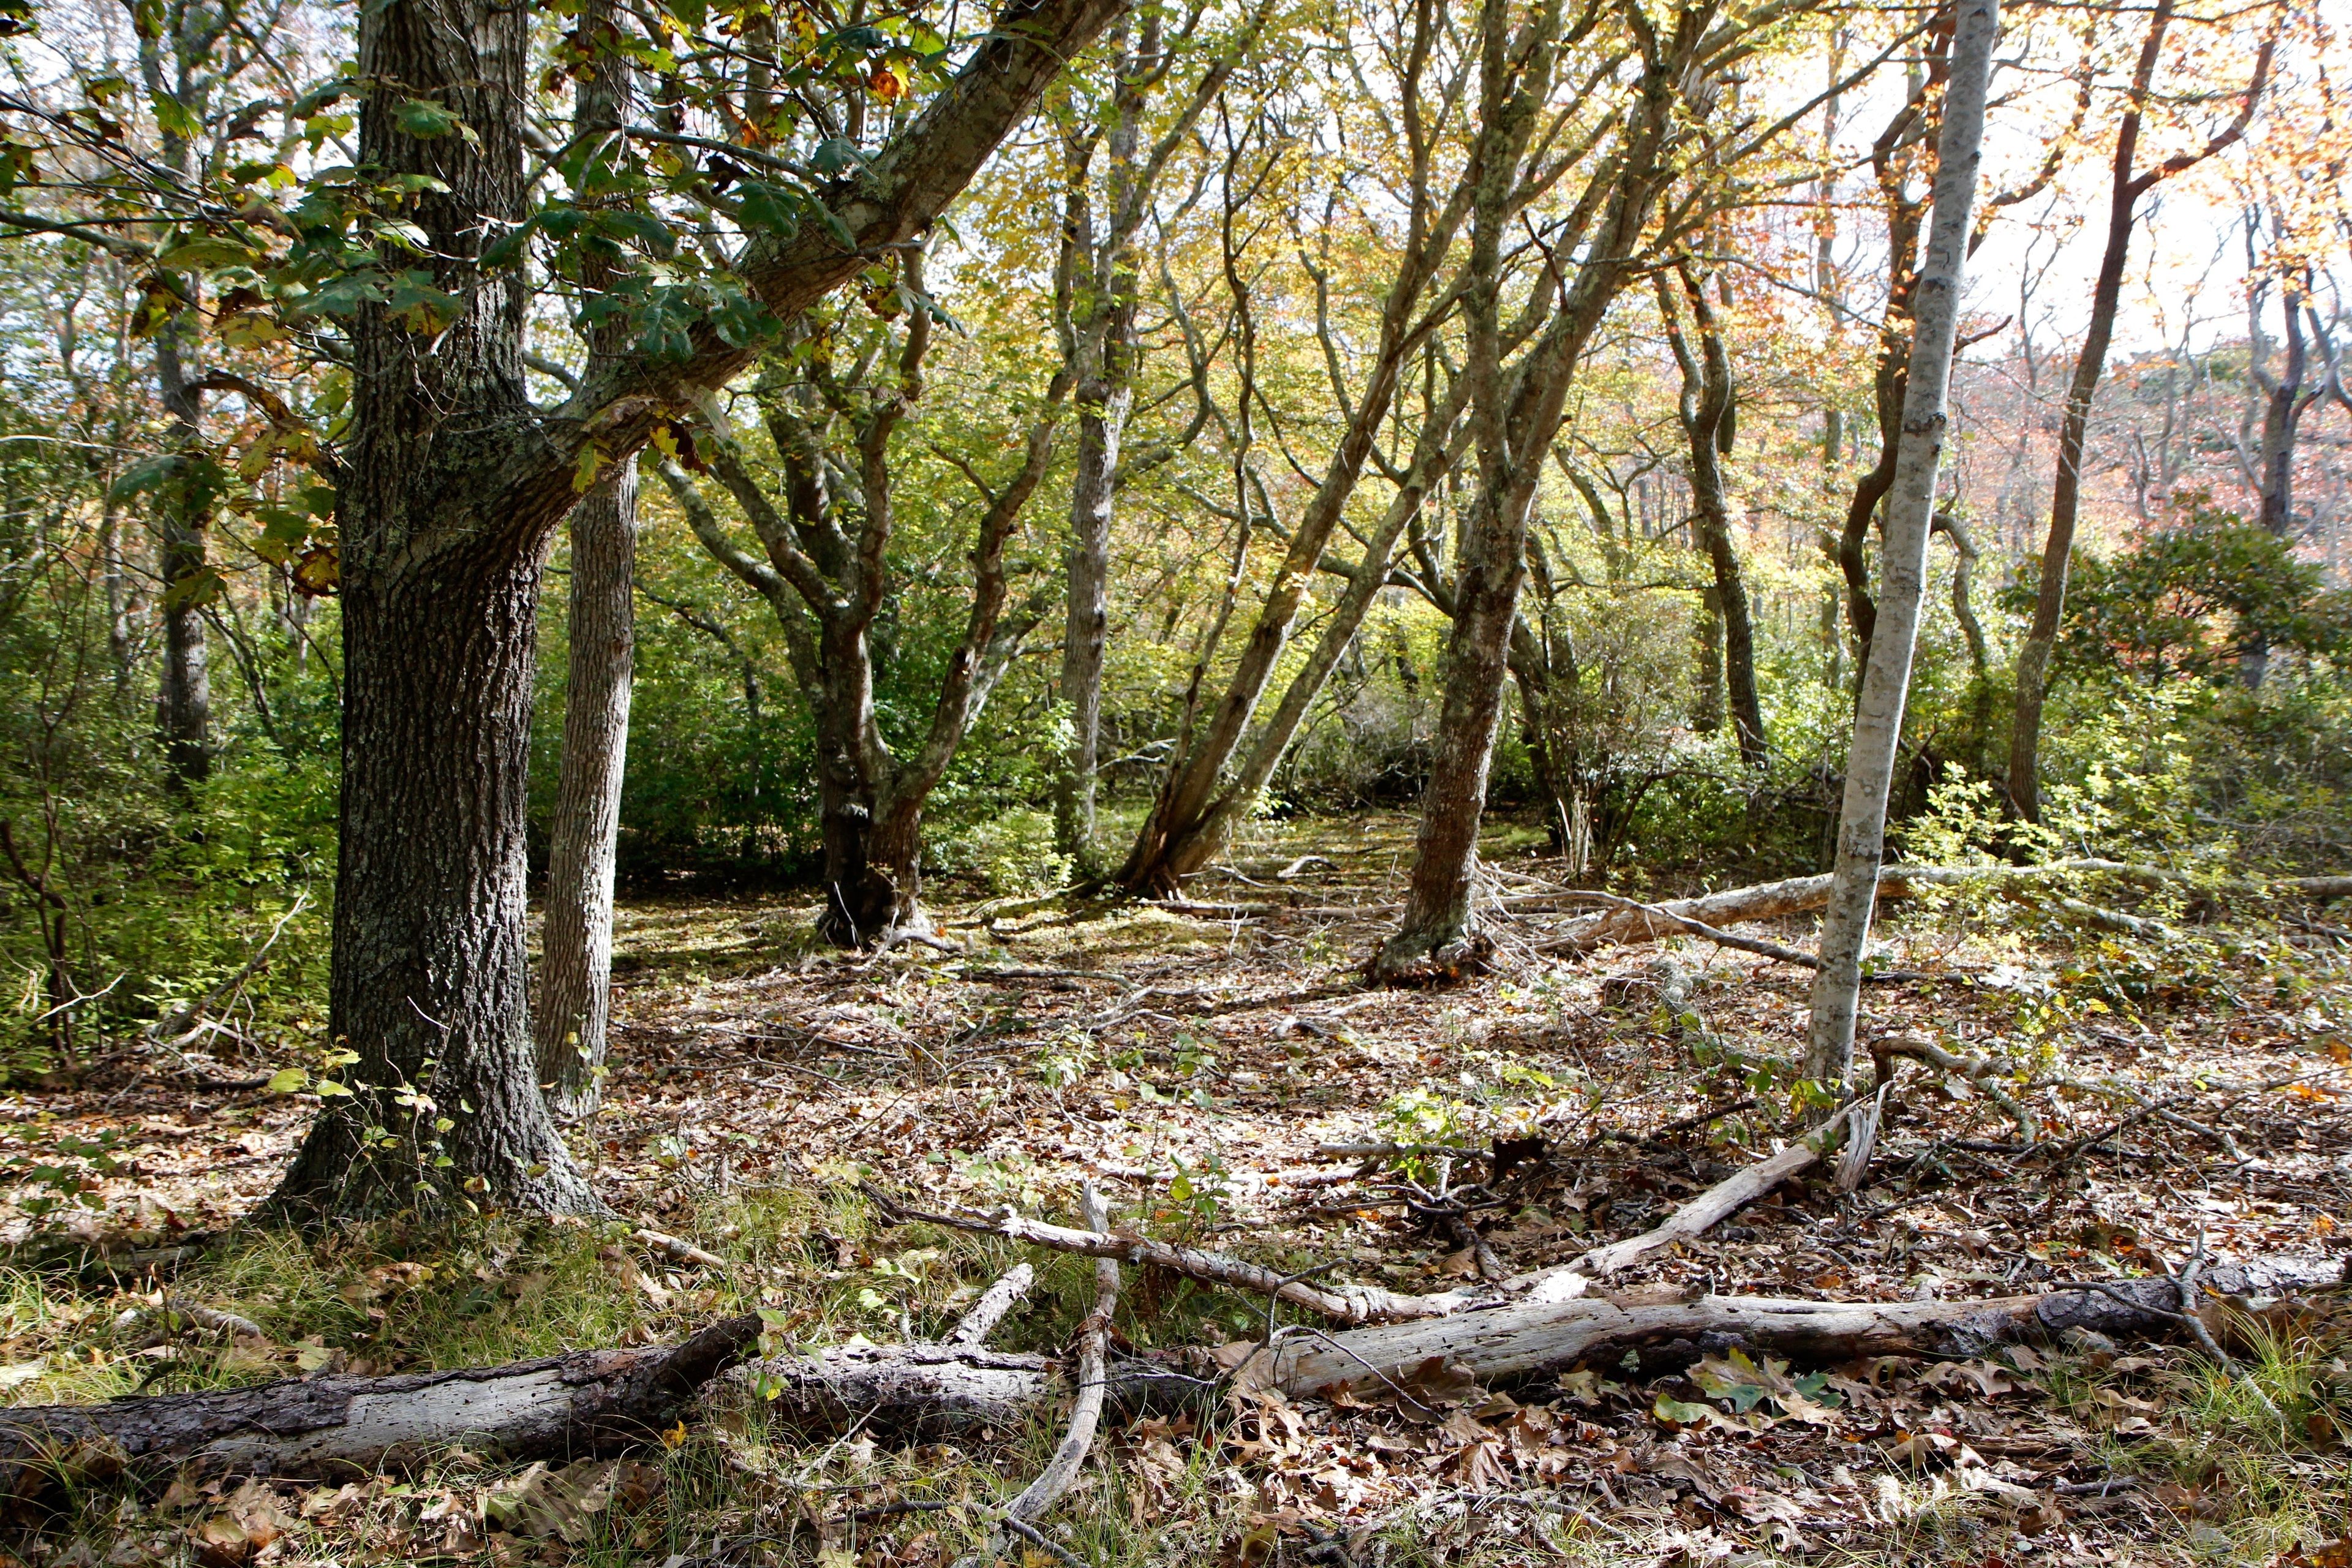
[1806,0,1999,1085]
[535,462,639,1120]
[2010,0,2166,823]
[1373,28,1674,980]
[1670,273,1766,768]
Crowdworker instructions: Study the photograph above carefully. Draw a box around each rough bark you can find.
[1806,0,1998,1085]
[265,0,1125,1218]
[261,0,603,1221]
[0,1316,758,1491]
[535,465,638,1120]
[152,323,211,794]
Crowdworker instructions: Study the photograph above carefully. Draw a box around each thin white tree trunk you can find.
[535,463,638,1118]
[1806,0,2000,1084]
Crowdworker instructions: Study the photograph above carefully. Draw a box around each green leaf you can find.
[314,1079,354,1098]
[266,1068,309,1093]
[150,90,200,140]
[1653,1395,1717,1428]
[810,137,864,176]
[393,99,466,140]
[573,443,605,494]
[735,181,801,239]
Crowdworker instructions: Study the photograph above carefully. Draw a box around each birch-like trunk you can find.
[535,464,638,1119]
[1805,0,2000,1084]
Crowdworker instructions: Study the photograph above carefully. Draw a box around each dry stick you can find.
[944,1263,1036,1347]
[953,1183,1119,1568]
[865,1183,1450,1324]
[1874,1033,2040,1140]
[110,1295,267,1341]
[635,1227,726,1269]
[143,891,311,1047]
[1550,889,1824,968]
[873,1111,1859,1325]
[2160,1228,2288,1427]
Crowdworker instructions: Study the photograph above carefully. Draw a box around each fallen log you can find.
[12,1259,2342,1477]
[1542,860,2162,956]
[0,1314,760,1490]
[735,1255,2347,1435]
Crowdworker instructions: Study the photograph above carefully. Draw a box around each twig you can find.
[636,1227,726,1269]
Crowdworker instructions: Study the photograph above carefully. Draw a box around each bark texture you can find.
[0,1316,758,1490]
[535,464,639,1119]
[1806,0,1998,1085]
[152,325,211,794]
[271,0,1122,1216]
[1662,268,1765,767]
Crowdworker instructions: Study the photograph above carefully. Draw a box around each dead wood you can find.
[952,1182,1120,1568]
[870,1110,1856,1325]
[1233,1254,2347,1398]
[739,1256,2345,1437]
[944,1262,1035,1346]
[1540,861,2179,956]
[1873,1033,2041,1139]
[0,1314,760,1491]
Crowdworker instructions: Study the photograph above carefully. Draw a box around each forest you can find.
[0,0,2349,1558]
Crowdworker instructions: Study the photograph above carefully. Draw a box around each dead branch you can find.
[1540,861,2188,956]
[946,1263,1036,1346]
[952,1182,1119,1568]
[1873,1033,2041,1139]
[635,1227,726,1269]
[872,1110,1856,1324]
[0,1315,761,1491]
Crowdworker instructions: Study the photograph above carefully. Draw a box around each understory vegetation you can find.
[1,0,2350,1558]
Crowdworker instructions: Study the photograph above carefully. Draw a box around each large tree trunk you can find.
[272,549,601,1218]
[264,0,598,1221]
[1374,12,1674,980]
[1806,0,1999,1085]
[260,0,1119,1221]
[0,1317,757,1491]
[535,464,639,1120]
[1054,394,1122,877]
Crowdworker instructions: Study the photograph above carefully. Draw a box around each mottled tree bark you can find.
[1662,268,1765,767]
[535,466,638,1120]
[1806,0,1999,1085]
[1374,0,1677,979]
[152,324,211,794]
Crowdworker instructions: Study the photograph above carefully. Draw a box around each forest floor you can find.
[2,811,2348,1567]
